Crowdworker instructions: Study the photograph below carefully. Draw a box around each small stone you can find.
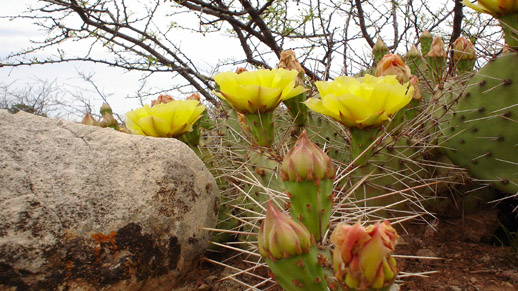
[204,275,217,285]
[198,283,211,291]
[480,254,491,263]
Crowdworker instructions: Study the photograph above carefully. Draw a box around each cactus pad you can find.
[443,53,518,194]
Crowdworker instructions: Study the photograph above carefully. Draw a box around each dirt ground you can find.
[174,207,518,291]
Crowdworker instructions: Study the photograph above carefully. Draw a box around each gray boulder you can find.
[0,110,219,290]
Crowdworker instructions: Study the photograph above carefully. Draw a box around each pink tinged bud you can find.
[419,30,433,55]
[331,221,399,290]
[186,93,201,101]
[372,38,389,64]
[453,37,476,61]
[372,38,388,53]
[100,112,118,129]
[280,131,335,182]
[235,67,248,74]
[425,37,447,58]
[409,76,422,100]
[278,50,305,75]
[151,94,174,107]
[81,112,99,126]
[100,103,113,116]
[375,54,412,84]
[406,44,422,58]
[258,201,313,260]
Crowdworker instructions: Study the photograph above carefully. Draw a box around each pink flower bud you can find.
[425,37,447,58]
[258,201,313,260]
[151,94,174,107]
[278,50,305,75]
[453,37,476,61]
[409,76,422,100]
[331,221,399,290]
[375,54,412,84]
[81,112,99,126]
[186,93,201,101]
[99,103,113,116]
[280,131,335,182]
[100,112,119,129]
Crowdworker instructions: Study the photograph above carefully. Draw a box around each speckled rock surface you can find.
[0,110,219,290]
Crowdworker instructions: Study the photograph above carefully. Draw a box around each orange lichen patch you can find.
[65,260,75,277]
[91,231,118,251]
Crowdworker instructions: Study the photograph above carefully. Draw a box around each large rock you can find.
[0,110,219,290]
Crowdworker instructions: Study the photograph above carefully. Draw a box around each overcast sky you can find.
[0,0,244,120]
[1,1,458,120]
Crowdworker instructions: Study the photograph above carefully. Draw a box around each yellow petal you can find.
[358,232,391,284]
[356,111,386,128]
[125,117,145,135]
[337,94,374,122]
[239,85,282,112]
[219,90,252,113]
[126,106,152,135]
[304,97,341,121]
[137,116,171,137]
[462,0,495,14]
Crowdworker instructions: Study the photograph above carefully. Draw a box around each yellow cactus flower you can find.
[213,68,307,114]
[125,99,205,138]
[304,75,413,128]
[462,0,518,17]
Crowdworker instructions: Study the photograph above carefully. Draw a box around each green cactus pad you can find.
[443,53,518,194]
[265,246,327,291]
[284,179,334,243]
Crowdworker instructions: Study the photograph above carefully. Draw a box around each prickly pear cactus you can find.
[443,53,518,194]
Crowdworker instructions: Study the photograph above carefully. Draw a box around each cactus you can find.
[373,38,389,65]
[419,30,433,56]
[442,52,518,195]
[120,44,508,290]
[281,131,335,243]
[258,201,328,291]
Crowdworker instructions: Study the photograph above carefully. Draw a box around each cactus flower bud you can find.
[405,44,423,74]
[331,221,399,290]
[453,37,477,74]
[409,75,422,100]
[406,44,422,58]
[99,103,113,116]
[425,37,447,84]
[151,94,174,107]
[278,50,309,125]
[186,93,201,101]
[280,131,335,183]
[375,54,412,84]
[235,67,248,74]
[419,30,433,55]
[425,37,446,58]
[453,37,476,60]
[81,112,99,126]
[372,38,389,64]
[100,112,119,130]
[258,201,313,260]
[278,50,305,75]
